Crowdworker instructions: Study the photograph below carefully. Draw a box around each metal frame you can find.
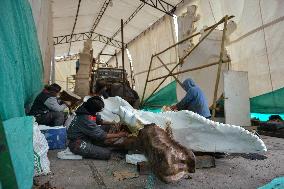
[141,15,233,119]
[97,2,146,57]
[67,0,82,55]
[54,31,123,48]
[90,0,111,34]
[139,0,176,16]
[55,53,79,62]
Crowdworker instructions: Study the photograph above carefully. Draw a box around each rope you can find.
[258,0,277,108]
[208,0,217,24]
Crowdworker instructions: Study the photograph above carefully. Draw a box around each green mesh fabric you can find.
[250,87,284,114]
[142,81,177,109]
[0,0,43,121]
[0,0,43,188]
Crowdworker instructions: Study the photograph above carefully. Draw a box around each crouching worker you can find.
[29,83,70,126]
[67,96,128,160]
[170,78,211,119]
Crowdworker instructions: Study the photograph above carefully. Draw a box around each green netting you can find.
[0,0,43,121]
[142,81,177,110]
[250,87,284,114]
[0,0,43,188]
[1,116,34,189]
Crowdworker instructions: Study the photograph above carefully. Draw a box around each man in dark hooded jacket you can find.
[171,78,211,118]
[67,96,128,160]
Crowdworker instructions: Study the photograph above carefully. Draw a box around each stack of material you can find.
[74,39,93,97]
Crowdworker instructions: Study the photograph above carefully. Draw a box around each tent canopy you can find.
[52,0,181,62]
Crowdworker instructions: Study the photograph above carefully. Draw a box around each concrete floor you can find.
[34,135,284,189]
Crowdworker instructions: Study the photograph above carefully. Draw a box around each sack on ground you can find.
[33,120,50,176]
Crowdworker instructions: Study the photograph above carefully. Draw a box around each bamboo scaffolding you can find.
[141,15,233,108]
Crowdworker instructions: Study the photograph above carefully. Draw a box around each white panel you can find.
[30,0,53,83]
[224,71,250,126]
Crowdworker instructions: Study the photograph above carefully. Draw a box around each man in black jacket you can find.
[29,83,70,126]
[67,96,128,160]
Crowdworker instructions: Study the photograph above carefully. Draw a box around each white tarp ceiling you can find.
[52,0,181,62]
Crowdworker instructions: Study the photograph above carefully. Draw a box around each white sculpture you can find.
[100,96,267,154]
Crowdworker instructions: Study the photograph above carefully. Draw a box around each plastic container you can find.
[39,125,67,150]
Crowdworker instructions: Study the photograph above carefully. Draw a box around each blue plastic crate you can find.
[39,125,67,150]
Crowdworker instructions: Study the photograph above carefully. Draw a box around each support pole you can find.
[115,50,118,68]
[148,60,230,82]
[141,55,154,104]
[121,19,125,96]
[212,15,229,119]
[156,56,184,89]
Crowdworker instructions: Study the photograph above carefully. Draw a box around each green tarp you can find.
[142,81,177,110]
[0,116,34,189]
[0,0,44,188]
[250,87,284,114]
[142,81,284,115]
[0,0,43,121]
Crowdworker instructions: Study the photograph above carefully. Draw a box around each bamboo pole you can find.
[156,56,184,88]
[148,60,230,82]
[141,55,154,104]
[154,16,234,57]
[212,15,229,119]
[121,19,125,96]
[143,18,221,104]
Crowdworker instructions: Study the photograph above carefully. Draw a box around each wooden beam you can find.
[212,15,229,119]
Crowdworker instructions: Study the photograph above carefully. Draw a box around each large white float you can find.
[99,96,267,154]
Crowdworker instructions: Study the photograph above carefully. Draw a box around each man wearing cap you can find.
[29,83,70,126]
[67,96,128,160]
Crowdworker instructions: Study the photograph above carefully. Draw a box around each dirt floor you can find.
[34,135,284,189]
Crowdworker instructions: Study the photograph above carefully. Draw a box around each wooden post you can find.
[156,56,184,89]
[212,15,229,119]
[148,60,230,82]
[121,19,125,96]
[115,50,118,68]
[141,55,154,105]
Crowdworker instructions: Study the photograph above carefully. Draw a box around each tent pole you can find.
[115,50,118,68]
[121,19,125,96]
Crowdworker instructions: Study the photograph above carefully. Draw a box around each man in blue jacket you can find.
[171,78,211,118]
